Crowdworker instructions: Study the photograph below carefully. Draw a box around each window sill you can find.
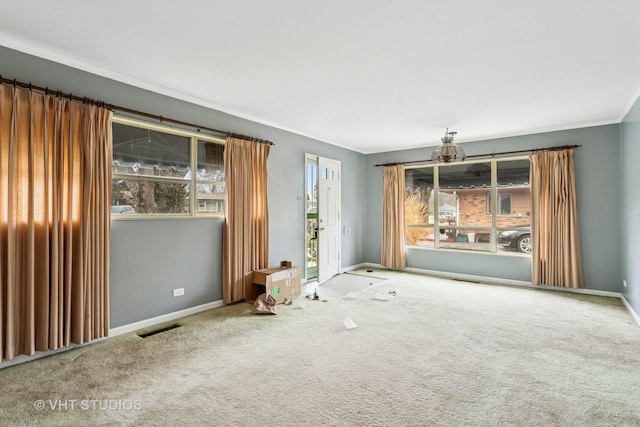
[111,214,223,221]
[406,244,531,258]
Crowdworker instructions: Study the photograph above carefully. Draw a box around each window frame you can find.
[405,155,531,254]
[111,116,225,219]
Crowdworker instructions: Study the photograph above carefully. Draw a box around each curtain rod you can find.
[374,144,582,167]
[0,75,275,146]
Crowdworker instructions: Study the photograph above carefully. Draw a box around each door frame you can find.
[304,153,341,283]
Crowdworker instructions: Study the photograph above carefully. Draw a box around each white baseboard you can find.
[405,265,532,288]
[341,262,368,274]
[361,262,532,288]
[109,300,225,337]
[0,339,107,369]
[1,300,226,369]
[621,295,640,327]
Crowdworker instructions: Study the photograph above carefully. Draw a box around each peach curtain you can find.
[530,149,584,288]
[381,164,406,269]
[0,85,112,361]
[222,137,270,303]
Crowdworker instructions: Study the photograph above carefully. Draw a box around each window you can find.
[111,117,225,217]
[498,193,511,215]
[405,157,531,254]
[195,139,225,213]
[486,193,511,215]
[197,199,224,213]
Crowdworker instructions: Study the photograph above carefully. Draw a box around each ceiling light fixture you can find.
[431,128,466,163]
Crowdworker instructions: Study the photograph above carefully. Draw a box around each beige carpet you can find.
[1,272,639,426]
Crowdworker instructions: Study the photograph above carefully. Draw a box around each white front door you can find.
[317,156,341,283]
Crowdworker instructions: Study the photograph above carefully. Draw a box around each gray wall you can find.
[365,125,622,291]
[110,218,223,327]
[621,96,640,315]
[0,45,367,328]
[1,43,633,328]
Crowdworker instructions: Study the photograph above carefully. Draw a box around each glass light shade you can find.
[431,130,466,163]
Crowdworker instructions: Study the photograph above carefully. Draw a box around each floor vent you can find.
[137,324,181,338]
[453,278,481,284]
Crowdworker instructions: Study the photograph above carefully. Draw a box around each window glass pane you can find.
[406,226,435,248]
[112,179,189,214]
[196,183,224,213]
[196,198,224,213]
[439,162,492,228]
[307,163,318,213]
[439,228,491,252]
[197,140,224,182]
[112,123,190,178]
[196,140,225,214]
[405,168,434,247]
[496,159,531,254]
[497,159,530,223]
[497,158,529,186]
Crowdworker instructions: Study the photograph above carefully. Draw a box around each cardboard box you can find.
[245,266,301,303]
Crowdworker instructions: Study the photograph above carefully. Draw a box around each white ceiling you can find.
[2,1,640,153]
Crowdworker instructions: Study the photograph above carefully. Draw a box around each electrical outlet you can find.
[623,280,627,288]
[173,288,184,297]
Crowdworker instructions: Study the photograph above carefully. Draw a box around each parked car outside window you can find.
[111,205,135,214]
[498,228,531,254]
